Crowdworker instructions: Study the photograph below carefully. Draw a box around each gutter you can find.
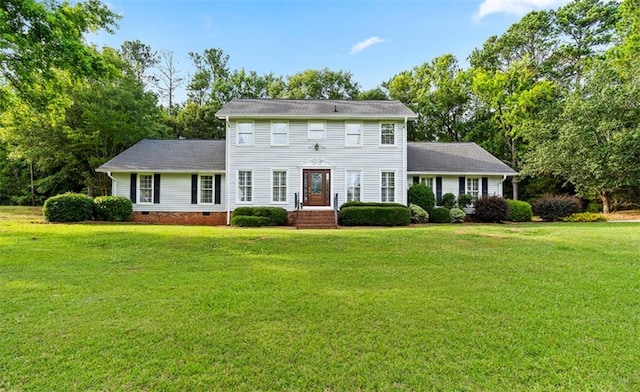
[225,116,231,226]
[107,172,117,195]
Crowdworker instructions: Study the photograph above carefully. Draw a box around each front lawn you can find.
[1,209,639,390]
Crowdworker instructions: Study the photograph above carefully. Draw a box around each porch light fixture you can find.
[310,142,325,151]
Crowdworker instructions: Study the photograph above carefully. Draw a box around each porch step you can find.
[296,210,337,229]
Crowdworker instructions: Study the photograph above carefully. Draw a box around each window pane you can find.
[345,123,362,146]
[272,171,286,202]
[381,123,394,145]
[237,122,254,145]
[239,171,252,202]
[201,175,213,203]
[272,133,287,145]
[139,175,153,203]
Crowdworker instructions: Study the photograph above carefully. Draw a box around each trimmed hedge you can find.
[450,207,466,223]
[430,207,451,223]
[408,184,435,215]
[507,200,533,222]
[232,207,288,226]
[231,215,273,227]
[562,212,608,222]
[441,193,456,209]
[340,206,410,226]
[457,194,473,209]
[339,201,407,209]
[43,193,94,222]
[409,203,428,223]
[533,195,582,222]
[94,196,133,222]
[475,196,509,223]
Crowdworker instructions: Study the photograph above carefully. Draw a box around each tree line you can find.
[1,0,638,212]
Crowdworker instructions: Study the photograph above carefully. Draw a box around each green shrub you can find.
[586,202,602,213]
[533,195,583,222]
[409,204,428,223]
[475,196,509,223]
[232,207,288,226]
[231,215,272,227]
[449,207,466,223]
[457,194,473,209]
[94,196,133,222]
[562,212,608,222]
[339,201,407,209]
[441,193,456,209]
[408,184,435,215]
[340,206,410,226]
[430,207,451,223]
[507,200,533,222]
[43,193,94,222]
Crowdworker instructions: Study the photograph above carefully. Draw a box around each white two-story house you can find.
[98,99,517,226]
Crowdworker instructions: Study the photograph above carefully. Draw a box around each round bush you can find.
[430,207,451,223]
[475,196,509,223]
[408,184,435,215]
[441,193,456,209]
[533,195,583,222]
[507,200,533,222]
[449,207,466,223]
[457,194,473,209]
[340,206,410,226]
[409,203,428,223]
[94,196,133,222]
[43,193,94,222]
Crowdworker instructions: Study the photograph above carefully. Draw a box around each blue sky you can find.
[89,0,569,102]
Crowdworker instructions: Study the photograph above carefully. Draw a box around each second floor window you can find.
[345,122,362,147]
[271,121,289,146]
[380,123,395,145]
[308,121,326,139]
[237,122,254,145]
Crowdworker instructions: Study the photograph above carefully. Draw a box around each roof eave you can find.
[407,171,519,176]
[215,113,417,120]
[97,168,226,173]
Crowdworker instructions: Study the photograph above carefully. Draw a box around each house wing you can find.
[407,142,518,175]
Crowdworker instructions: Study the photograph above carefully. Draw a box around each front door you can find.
[303,169,331,206]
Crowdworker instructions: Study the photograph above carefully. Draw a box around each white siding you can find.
[227,119,406,210]
[112,173,226,212]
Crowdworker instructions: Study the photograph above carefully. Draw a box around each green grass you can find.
[1,207,640,390]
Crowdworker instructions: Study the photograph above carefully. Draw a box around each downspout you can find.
[107,172,117,196]
[225,116,231,225]
[499,175,508,197]
[402,117,408,205]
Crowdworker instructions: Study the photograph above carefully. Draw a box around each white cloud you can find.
[474,0,570,20]
[350,36,386,55]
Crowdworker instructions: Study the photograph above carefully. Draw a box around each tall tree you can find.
[120,40,159,88]
[285,69,360,100]
[0,0,119,107]
[154,50,183,116]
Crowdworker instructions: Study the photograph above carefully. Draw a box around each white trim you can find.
[307,121,326,140]
[236,120,255,146]
[236,169,254,204]
[407,171,517,176]
[344,121,363,147]
[270,120,289,146]
[270,168,288,204]
[218,114,416,120]
[137,173,154,205]
[98,169,225,174]
[379,121,397,147]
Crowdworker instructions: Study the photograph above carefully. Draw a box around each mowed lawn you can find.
[1,207,639,391]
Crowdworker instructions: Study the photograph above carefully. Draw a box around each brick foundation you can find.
[133,211,227,225]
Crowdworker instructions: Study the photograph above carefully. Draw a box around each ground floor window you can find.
[420,176,434,189]
[272,170,287,202]
[467,177,479,201]
[200,175,213,203]
[346,171,361,202]
[238,171,252,202]
[139,174,153,203]
[381,171,395,202]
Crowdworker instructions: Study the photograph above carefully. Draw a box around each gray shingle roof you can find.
[407,142,518,175]
[216,98,417,119]
[97,139,225,172]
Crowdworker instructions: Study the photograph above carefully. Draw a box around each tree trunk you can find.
[512,177,519,200]
[29,161,35,206]
[601,192,611,214]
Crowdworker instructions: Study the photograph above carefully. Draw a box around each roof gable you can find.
[216,98,417,119]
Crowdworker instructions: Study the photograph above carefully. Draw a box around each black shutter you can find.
[214,174,222,204]
[482,177,489,198]
[459,176,466,196]
[130,173,137,203]
[153,174,161,204]
[412,176,419,185]
[191,174,198,204]
[436,177,443,204]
